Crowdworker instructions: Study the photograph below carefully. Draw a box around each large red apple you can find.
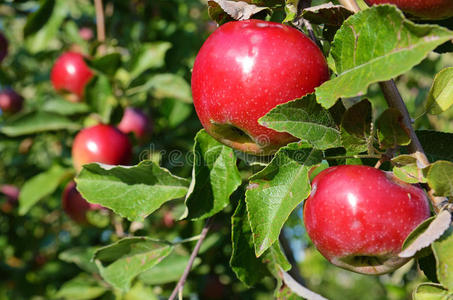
[50,51,93,101]
[303,165,430,275]
[72,124,132,172]
[0,89,24,114]
[0,32,7,63]
[62,181,102,223]
[117,107,153,142]
[191,19,329,155]
[364,0,453,20]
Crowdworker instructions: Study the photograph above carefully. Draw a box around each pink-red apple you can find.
[72,124,132,172]
[303,165,430,275]
[364,0,453,19]
[0,89,24,114]
[117,107,153,142]
[62,181,102,223]
[0,32,7,63]
[50,51,93,101]
[191,19,329,155]
[79,27,94,41]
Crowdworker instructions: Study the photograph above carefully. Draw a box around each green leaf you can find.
[94,237,173,291]
[0,111,81,137]
[392,154,426,184]
[432,227,453,290]
[19,165,73,215]
[414,283,450,300]
[340,99,372,154]
[230,199,290,286]
[23,0,55,38]
[75,162,189,221]
[301,3,353,27]
[259,95,341,150]
[130,73,192,103]
[42,98,90,115]
[376,108,410,149]
[56,273,107,300]
[245,143,322,256]
[85,75,116,124]
[315,5,453,108]
[183,130,241,220]
[209,0,270,21]
[88,53,122,77]
[124,282,158,300]
[426,68,453,114]
[59,247,99,274]
[129,42,172,81]
[425,161,453,197]
[139,252,201,285]
[417,131,453,162]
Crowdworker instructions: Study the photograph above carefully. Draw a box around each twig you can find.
[94,0,106,55]
[169,218,212,300]
[279,231,306,285]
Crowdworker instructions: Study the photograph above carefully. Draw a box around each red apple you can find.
[0,184,19,213]
[0,89,24,114]
[0,32,7,63]
[62,181,102,223]
[72,124,132,172]
[79,27,94,41]
[117,107,153,142]
[191,19,329,155]
[364,0,453,20]
[303,165,430,275]
[50,51,93,101]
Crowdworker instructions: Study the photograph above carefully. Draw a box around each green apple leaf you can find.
[0,111,81,136]
[23,0,55,38]
[376,108,411,149]
[392,154,426,184]
[55,273,107,300]
[417,131,453,162]
[59,247,99,274]
[259,95,341,150]
[426,67,453,115]
[75,161,190,221]
[245,142,322,256]
[19,165,73,215]
[417,252,438,284]
[124,282,158,300]
[340,99,372,154]
[183,130,241,220]
[85,75,117,124]
[432,226,453,290]
[230,199,290,286]
[139,252,201,285]
[128,42,172,82]
[413,283,450,300]
[425,161,453,197]
[94,237,173,291]
[129,73,192,103]
[42,97,90,115]
[315,5,453,108]
[87,53,122,78]
[301,3,353,27]
[210,0,270,21]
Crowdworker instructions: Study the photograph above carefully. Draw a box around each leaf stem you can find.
[94,0,106,55]
[169,218,212,300]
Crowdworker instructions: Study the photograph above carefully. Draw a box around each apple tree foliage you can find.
[1,0,453,299]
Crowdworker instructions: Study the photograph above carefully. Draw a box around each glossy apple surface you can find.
[62,181,102,223]
[72,124,132,171]
[303,165,430,275]
[0,32,7,63]
[50,51,93,101]
[191,19,329,155]
[0,89,24,114]
[364,0,453,19]
[118,107,153,142]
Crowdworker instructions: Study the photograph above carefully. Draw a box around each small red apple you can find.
[191,19,329,155]
[0,184,19,213]
[50,51,93,101]
[117,107,153,142]
[72,124,132,172]
[0,32,7,63]
[79,27,94,41]
[62,181,102,223]
[0,89,24,114]
[364,0,453,20]
[303,165,430,275]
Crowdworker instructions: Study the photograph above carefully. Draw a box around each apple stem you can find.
[94,0,106,55]
[169,218,212,300]
[338,0,447,212]
[279,231,306,285]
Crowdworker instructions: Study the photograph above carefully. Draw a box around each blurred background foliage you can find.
[0,0,452,299]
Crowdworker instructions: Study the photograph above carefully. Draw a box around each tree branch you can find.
[94,0,106,54]
[279,231,306,285]
[169,218,212,300]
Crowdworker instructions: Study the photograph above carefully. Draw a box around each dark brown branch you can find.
[279,231,306,286]
[94,0,106,54]
[168,218,212,300]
